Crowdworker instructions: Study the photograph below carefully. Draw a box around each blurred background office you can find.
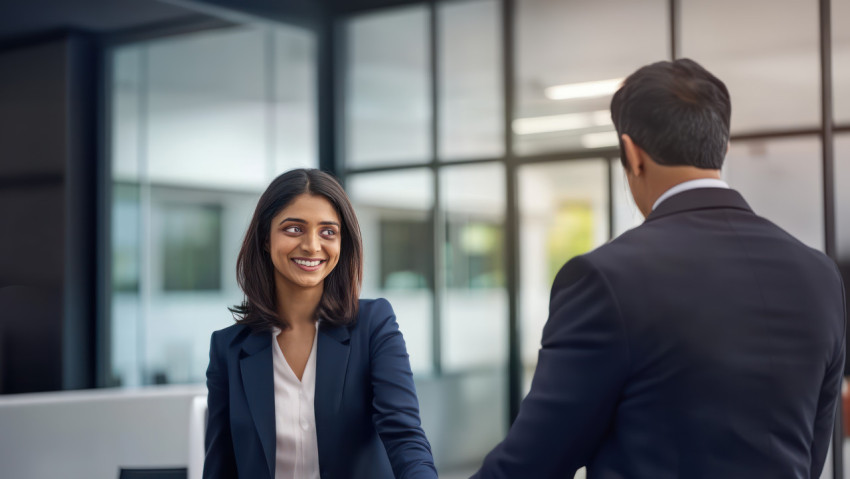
[1,0,850,478]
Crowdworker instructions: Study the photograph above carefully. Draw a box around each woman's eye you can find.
[283,225,301,234]
[321,228,337,237]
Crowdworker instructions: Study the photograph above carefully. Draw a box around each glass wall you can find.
[342,2,510,473]
[723,137,824,250]
[106,1,850,477]
[109,24,317,387]
[513,0,668,155]
[344,6,431,167]
[438,0,504,160]
[347,169,435,374]
[681,0,820,133]
[518,159,609,393]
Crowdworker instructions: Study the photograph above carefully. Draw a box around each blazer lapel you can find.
[315,322,351,463]
[239,331,276,479]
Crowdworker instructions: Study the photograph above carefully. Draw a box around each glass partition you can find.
[518,159,609,394]
[347,169,435,374]
[438,0,503,160]
[109,24,317,386]
[681,0,820,133]
[345,6,431,167]
[514,0,668,155]
[723,136,823,251]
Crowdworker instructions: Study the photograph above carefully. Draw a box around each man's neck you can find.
[647,167,722,211]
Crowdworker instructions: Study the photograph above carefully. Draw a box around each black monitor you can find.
[118,468,187,479]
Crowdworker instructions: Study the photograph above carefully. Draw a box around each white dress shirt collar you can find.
[652,178,730,211]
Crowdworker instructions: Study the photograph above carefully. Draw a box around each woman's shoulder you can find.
[210,322,253,349]
[352,298,398,334]
[356,297,397,322]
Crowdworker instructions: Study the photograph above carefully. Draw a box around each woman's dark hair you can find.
[611,58,731,170]
[229,168,363,331]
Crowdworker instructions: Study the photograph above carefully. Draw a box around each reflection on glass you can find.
[441,163,507,370]
[345,6,431,167]
[438,0,503,160]
[146,27,268,190]
[347,169,434,374]
[159,203,222,292]
[835,0,850,124]
[143,187,258,386]
[274,28,318,173]
[518,160,609,394]
[438,162,507,469]
[111,183,141,387]
[681,0,819,132]
[611,158,644,238]
[723,136,823,250]
[514,0,667,155]
[112,47,142,182]
[110,24,317,387]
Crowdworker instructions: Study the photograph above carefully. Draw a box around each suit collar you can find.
[645,187,752,223]
[237,321,353,477]
[315,321,352,465]
[318,320,351,344]
[239,330,275,479]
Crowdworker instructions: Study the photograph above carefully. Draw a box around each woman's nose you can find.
[301,233,321,252]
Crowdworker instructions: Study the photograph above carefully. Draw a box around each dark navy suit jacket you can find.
[473,188,846,479]
[203,298,437,479]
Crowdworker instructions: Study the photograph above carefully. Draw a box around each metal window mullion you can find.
[265,29,277,181]
[819,0,841,477]
[429,1,444,376]
[670,0,680,60]
[137,45,152,387]
[606,157,615,240]
[501,0,522,425]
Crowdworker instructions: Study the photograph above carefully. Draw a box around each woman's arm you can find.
[368,298,438,479]
[203,331,239,479]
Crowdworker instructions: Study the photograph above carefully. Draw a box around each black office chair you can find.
[118,468,187,479]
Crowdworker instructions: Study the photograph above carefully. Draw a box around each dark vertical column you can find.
[63,34,98,390]
[0,32,98,393]
[317,10,338,176]
[96,36,112,388]
[502,0,521,424]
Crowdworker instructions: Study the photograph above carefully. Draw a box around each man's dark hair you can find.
[610,58,731,170]
[229,168,363,331]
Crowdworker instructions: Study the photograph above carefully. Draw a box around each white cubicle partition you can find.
[0,385,206,479]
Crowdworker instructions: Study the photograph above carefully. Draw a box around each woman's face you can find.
[267,193,342,293]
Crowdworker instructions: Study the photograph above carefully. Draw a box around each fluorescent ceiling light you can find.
[581,131,620,149]
[544,78,624,101]
[513,110,611,135]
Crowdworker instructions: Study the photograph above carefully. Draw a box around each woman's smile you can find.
[292,257,327,271]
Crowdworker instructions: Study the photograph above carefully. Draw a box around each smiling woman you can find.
[268,194,342,295]
[204,169,437,479]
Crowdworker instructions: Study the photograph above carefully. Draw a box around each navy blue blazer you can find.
[473,188,846,479]
[203,298,437,479]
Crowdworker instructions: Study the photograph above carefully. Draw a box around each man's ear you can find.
[621,134,644,176]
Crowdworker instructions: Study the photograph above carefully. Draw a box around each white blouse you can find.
[271,323,320,479]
